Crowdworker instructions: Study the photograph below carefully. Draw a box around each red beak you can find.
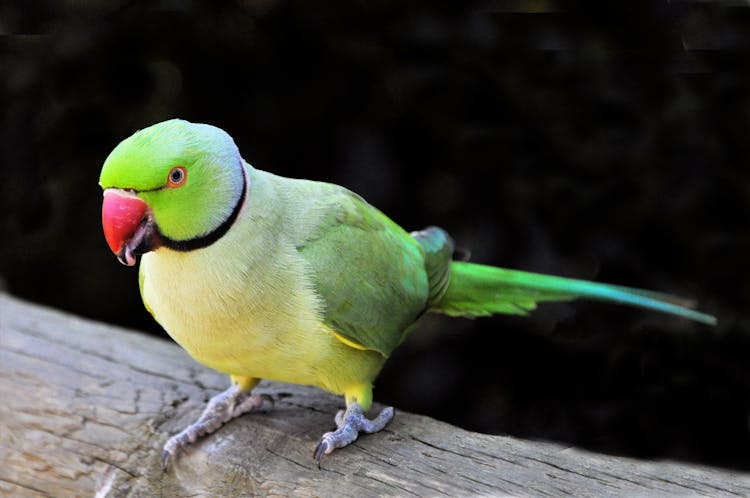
[102,189,149,266]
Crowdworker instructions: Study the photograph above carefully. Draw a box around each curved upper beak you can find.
[101,189,155,266]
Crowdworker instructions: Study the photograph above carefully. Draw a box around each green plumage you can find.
[296,187,428,357]
[301,202,717,358]
[100,119,717,464]
[436,260,717,325]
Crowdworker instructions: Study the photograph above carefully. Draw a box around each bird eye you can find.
[167,166,187,187]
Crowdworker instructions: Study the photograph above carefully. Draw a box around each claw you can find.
[313,403,394,466]
[162,442,187,470]
[313,439,330,467]
[162,448,181,470]
[161,385,271,470]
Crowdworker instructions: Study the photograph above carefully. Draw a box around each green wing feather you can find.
[297,188,430,357]
[436,261,717,325]
[411,226,454,306]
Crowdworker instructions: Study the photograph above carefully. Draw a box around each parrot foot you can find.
[162,385,272,469]
[313,403,394,465]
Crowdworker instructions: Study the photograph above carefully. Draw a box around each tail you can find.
[433,261,717,326]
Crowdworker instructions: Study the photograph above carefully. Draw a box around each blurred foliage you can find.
[1,0,749,468]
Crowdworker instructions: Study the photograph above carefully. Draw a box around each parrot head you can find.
[99,119,246,266]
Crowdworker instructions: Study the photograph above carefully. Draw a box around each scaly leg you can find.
[313,384,394,463]
[162,376,270,469]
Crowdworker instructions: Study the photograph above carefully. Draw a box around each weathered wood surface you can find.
[0,292,748,498]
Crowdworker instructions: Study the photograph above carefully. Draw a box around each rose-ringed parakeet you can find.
[99,119,716,467]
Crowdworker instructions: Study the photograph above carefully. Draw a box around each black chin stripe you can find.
[160,170,248,252]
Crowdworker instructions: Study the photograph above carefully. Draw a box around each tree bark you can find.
[1,293,748,497]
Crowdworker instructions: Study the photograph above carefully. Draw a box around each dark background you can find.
[2,0,749,470]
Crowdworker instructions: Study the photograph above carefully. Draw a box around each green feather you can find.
[436,261,717,325]
[99,119,243,241]
[296,186,429,357]
[411,226,454,306]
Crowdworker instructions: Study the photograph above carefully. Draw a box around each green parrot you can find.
[99,119,716,467]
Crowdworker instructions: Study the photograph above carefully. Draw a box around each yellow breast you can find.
[139,218,384,395]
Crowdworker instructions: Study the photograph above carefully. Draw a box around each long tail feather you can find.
[435,261,716,326]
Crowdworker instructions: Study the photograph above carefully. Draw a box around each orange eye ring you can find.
[167,166,187,187]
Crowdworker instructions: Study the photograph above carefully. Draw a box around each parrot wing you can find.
[296,188,430,357]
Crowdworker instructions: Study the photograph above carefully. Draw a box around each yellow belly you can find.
[139,234,385,395]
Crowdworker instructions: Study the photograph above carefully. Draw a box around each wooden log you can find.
[1,292,748,497]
